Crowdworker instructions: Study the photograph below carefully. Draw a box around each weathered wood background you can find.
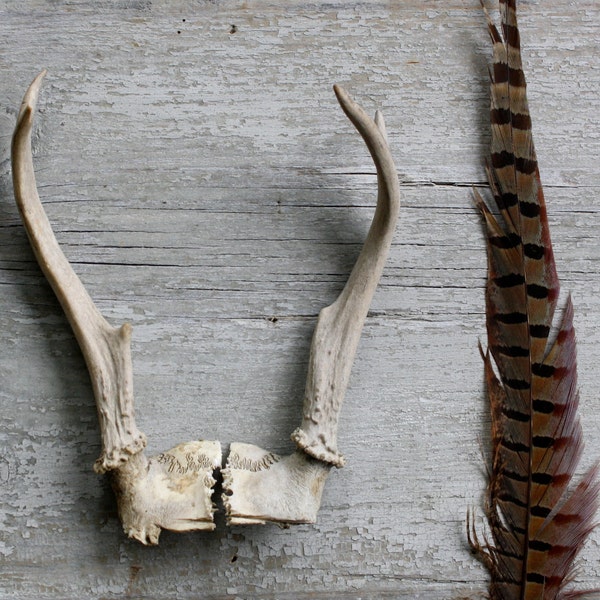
[1,1,598,598]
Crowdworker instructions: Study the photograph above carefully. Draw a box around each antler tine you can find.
[12,72,222,544]
[291,85,400,467]
[11,70,147,473]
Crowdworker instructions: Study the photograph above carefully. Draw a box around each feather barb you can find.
[470,2,599,599]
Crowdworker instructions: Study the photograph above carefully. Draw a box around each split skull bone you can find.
[11,71,400,545]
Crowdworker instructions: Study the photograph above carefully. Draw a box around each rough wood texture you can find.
[0,1,598,598]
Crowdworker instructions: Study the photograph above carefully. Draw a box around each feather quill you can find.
[469,2,599,598]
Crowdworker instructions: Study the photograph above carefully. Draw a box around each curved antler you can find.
[223,85,400,524]
[291,85,400,467]
[12,70,147,473]
[12,72,221,544]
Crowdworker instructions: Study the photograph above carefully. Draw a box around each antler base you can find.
[111,440,221,545]
[222,443,331,525]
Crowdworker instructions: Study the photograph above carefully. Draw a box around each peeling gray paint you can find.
[1,0,599,598]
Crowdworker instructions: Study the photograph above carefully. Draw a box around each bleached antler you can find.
[12,71,221,545]
[12,72,400,534]
[222,85,400,524]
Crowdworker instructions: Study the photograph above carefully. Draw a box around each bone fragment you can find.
[113,441,222,544]
[222,444,330,525]
[11,71,221,545]
[223,86,400,524]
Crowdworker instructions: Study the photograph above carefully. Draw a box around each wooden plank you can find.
[0,1,599,597]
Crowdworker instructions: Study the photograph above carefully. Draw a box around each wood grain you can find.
[0,1,598,598]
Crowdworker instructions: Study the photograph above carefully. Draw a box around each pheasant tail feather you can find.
[470,2,599,599]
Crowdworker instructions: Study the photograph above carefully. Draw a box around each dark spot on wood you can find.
[231,554,238,563]
[126,565,142,596]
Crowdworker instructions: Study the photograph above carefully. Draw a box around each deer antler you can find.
[12,72,400,536]
[12,71,222,545]
[222,85,400,524]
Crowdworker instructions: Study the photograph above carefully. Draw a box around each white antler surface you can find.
[223,85,400,524]
[291,85,400,467]
[12,71,221,545]
[11,71,399,538]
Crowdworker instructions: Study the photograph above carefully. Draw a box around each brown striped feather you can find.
[468,2,599,599]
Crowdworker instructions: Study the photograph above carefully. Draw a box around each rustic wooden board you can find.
[1,1,599,598]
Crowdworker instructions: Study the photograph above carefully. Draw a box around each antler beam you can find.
[12,71,221,545]
[223,85,400,524]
